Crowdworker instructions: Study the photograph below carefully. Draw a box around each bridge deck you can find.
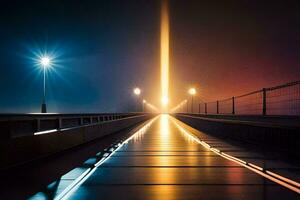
[64,115,297,199]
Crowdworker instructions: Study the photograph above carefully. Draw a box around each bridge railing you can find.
[0,113,144,139]
[195,80,300,116]
[218,97,233,114]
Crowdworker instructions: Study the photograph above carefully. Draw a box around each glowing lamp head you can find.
[161,96,169,106]
[40,56,51,68]
[188,88,196,95]
[133,88,141,96]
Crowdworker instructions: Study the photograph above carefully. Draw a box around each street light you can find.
[133,87,141,112]
[188,88,196,113]
[40,56,52,113]
[133,87,141,96]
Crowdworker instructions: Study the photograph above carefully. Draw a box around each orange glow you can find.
[161,95,169,106]
[248,163,264,171]
[221,152,247,165]
[188,88,196,95]
[266,170,300,188]
[161,0,169,110]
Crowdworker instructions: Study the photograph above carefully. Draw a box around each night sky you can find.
[0,0,299,113]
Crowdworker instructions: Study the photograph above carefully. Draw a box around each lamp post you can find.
[133,87,141,112]
[143,99,146,112]
[186,100,188,113]
[188,88,196,113]
[40,56,51,113]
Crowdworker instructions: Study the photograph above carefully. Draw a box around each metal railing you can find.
[195,80,300,116]
[0,113,144,139]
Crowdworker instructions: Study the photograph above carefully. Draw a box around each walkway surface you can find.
[48,115,299,199]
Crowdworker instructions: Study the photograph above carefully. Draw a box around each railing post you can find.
[205,103,207,114]
[186,101,189,113]
[36,119,41,132]
[262,88,267,116]
[58,117,62,129]
[198,104,201,113]
[232,97,235,115]
[216,101,219,114]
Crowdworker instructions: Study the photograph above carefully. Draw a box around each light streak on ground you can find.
[160,0,169,110]
[145,102,159,112]
[57,116,159,200]
[171,117,300,194]
[170,99,187,113]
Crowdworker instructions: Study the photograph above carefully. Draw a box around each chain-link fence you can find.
[266,81,300,115]
[218,98,233,114]
[196,80,300,116]
[198,103,206,114]
[235,90,263,115]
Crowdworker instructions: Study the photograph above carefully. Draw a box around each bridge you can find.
[0,104,300,199]
[0,81,299,200]
[1,1,300,199]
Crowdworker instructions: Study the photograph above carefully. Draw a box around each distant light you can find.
[40,56,51,67]
[188,88,196,95]
[133,87,141,96]
[161,96,169,105]
[143,99,147,103]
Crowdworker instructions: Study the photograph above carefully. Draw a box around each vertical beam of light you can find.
[161,0,169,110]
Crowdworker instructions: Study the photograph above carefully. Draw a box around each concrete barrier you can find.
[0,113,142,139]
[0,114,154,168]
[173,114,300,153]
